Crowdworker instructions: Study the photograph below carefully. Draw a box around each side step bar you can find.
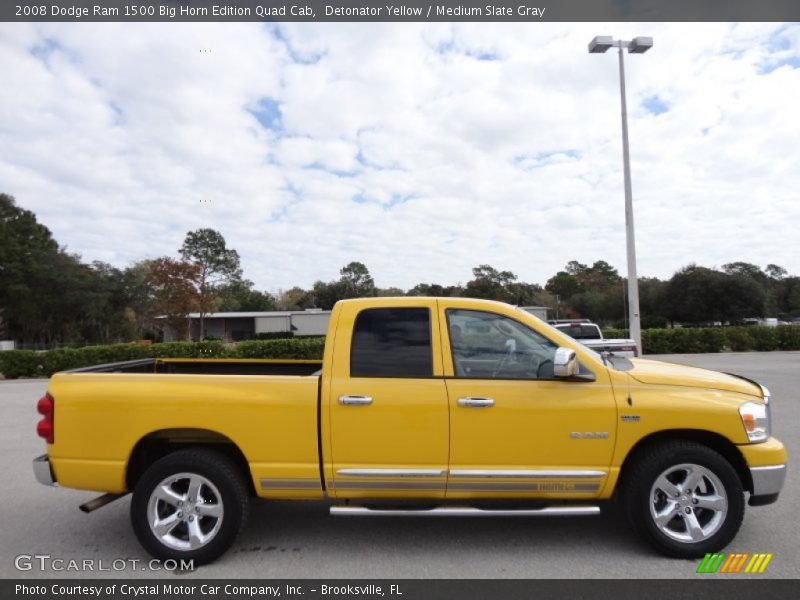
[79,493,127,513]
[330,506,600,517]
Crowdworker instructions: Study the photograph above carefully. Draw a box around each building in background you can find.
[517,306,550,321]
[161,309,331,342]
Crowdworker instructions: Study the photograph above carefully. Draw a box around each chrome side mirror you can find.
[553,347,578,378]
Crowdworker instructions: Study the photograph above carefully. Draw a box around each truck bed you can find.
[68,358,323,377]
[47,360,324,497]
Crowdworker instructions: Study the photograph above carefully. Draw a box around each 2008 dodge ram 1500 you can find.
[33,297,787,564]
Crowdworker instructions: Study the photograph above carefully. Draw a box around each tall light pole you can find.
[589,35,653,354]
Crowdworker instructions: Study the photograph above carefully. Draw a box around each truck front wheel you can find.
[623,440,745,558]
[130,448,249,565]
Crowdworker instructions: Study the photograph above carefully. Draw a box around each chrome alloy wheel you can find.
[146,472,224,551]
[649,463,728,543]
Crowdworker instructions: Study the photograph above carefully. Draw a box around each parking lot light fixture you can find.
[589,35,653,353]
[588,35,615,53]
[628,37,654,54]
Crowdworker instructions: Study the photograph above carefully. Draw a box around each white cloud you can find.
[0,22,798,292]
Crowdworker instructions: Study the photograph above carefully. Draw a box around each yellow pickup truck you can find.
[33,297,786,564]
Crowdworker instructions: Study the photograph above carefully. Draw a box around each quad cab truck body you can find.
[33,298,787,564]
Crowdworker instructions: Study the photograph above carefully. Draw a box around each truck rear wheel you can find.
[623,440,744,558]
[130,448,249,565]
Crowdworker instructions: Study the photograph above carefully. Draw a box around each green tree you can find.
[765,264,787,281]
[544,270,581,302]
[545,260,624,323]
[665,265,765,325]
[121,260,159,340]
[0,194,98,345]
[722,262,780,315]
[276,287,314,311]
[307,262,378,310]
[464,265,517,301]
[78,261,131,343]
[180,229,242,338]
[505,281,545,306]
[215,279,277,312]
[782,278,800,315]
[638,277,669,329]
[720,274,768,323]
[377,287,405,297]
[565,260,588,275]
[339,261,377,298]
[0,194,54,341]
[310,280,340,310]
[569,289,606,322]
[461,265,544,305]
[407,283,464,297]
[722,261,768,284]
[582,260,622,290]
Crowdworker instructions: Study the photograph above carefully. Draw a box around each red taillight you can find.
[37,394,53,415]
[37,419,53,442]
[36,393,54,444]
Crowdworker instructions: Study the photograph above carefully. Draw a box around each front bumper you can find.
[739,437,787,506]
[33,454,57,486]
[749,465,786,505]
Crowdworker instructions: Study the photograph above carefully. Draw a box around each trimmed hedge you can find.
[640,328,726,354]
[0,337,324,379]
[234,338,324,359]
[602,328,629,340]
[602,326,800,355]
[2,327,798,379]
[0,350,42,379]
[253,332,295,340]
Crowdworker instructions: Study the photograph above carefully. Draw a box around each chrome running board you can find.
[330,505,600,517]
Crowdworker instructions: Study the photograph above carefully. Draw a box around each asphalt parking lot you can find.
[0,352,797,579]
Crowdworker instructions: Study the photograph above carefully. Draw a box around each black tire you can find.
[622,440,744,558]
[131,448,249,565]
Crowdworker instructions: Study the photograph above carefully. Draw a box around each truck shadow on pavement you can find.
[233,499,646,560]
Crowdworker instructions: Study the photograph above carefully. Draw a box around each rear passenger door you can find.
[327,300,449,499]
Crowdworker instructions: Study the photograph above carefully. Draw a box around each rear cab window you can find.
[556,323,601,340]
[350,308,433,378]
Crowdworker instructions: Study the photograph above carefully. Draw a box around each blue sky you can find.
[0,22,799,291]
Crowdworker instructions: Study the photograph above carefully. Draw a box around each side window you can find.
[447,309,557,379]
[351,308,433,378]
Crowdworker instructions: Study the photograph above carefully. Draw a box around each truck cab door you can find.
[440,303,617,500]
[324,299,449,499]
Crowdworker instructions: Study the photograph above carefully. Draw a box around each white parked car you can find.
[550,320,638,358]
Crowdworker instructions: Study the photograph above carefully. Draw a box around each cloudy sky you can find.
[1,22,799,291]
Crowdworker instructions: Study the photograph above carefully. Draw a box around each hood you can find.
[626,358,763,398]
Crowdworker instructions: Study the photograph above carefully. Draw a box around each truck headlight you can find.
[739,401,770,442]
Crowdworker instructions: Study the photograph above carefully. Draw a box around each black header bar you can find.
[4,0,800,23]
[5,579,800,600]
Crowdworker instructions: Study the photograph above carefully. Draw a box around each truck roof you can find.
[335,296,521,310]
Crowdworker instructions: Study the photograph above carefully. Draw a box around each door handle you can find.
[457,397,495,408]
[339,395,373,406]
